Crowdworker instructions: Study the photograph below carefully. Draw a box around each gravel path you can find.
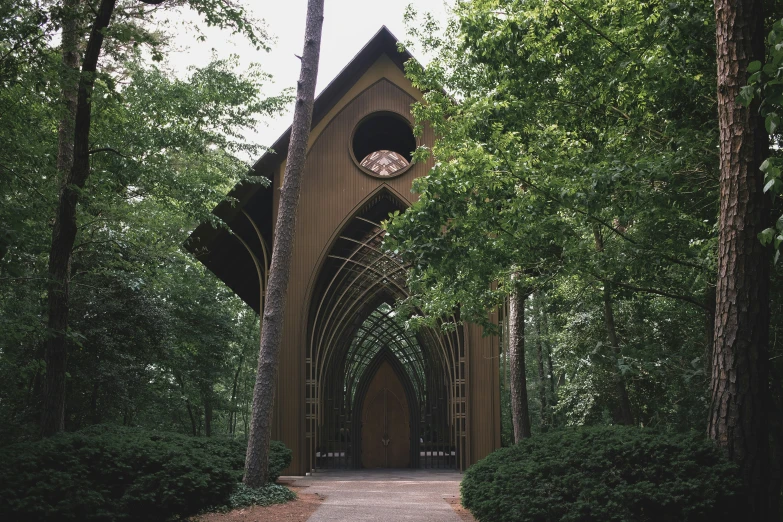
[285,469,466,521]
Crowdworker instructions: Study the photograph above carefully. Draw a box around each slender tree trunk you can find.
[32,0,81,421]
[602,284,634,425]
[705,284,716,378]
[57,0,80,180]
[41,0,117,437]
[542,307,556,399]
[228,355,243,436]
[709,1,771,517]
[533,295,548,426]
[769,374,783,520]
[89,381,100,424]
[508,287,532,442]
[176,375,197,436]
[244,0,325,487]
[593,226,634,426]
[203,387,213,437]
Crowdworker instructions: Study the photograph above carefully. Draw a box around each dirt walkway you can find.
[194,485,323,522]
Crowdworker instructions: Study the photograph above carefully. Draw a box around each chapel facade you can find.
[187,27,501,475]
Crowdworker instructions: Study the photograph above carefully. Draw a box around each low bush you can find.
[461,426,744,522]
[0,425,292,521]
[225,483,296,510]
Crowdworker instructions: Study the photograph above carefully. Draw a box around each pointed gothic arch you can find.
[305,188,464,469]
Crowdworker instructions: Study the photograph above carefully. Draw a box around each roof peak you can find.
[247,24,413,176]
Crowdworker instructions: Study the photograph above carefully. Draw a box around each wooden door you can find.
[361,361,410,468]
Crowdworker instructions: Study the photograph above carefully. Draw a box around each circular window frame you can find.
[349,111,418,179]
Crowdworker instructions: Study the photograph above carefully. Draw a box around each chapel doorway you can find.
[361,360,411,468]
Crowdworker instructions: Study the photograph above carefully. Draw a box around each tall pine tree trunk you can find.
[508,286,531,442]
[709,0,771,517]
[243,0,324,487]
[41,0,118,437]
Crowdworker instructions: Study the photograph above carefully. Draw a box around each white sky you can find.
[159,0,452,155]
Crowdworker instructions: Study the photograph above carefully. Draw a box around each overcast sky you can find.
[158,0,452,153]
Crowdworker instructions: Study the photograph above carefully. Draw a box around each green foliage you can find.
[738,20,783,263]
[223,483,296,510]
[387,0,720,429]
[742,19,783,262]
[0,425,293,521]
[461,427,744,522]
[0,426,232,521]
[268,439,294,482]
[0,0,291,444]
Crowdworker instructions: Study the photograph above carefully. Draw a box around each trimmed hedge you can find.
[461,426,744,522]
[0,425,292,522]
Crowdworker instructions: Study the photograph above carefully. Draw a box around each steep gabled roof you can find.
[185,26,413,310]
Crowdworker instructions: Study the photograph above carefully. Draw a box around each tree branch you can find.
[551,0,633,59]
[88,147,126,157]
[597,275,709,311]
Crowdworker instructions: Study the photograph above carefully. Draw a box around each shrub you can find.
[268,439,293,482]
[0,425,292,522]
[461,426,744,522]
[226,483,296,509]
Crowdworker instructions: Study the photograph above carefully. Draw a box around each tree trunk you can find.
[176,374,197,436]
[542,307,556,399]
[593,225,634,426]
[243,0,325,487]
[203,387,213,437]
[709,0,771,517]
[508,287,532,442]
[34,0,81,428]
[41,0,118,437]
[533,295,548,426]
[89,381,100,424]
[769,374,783,520]
[602,284,634,425]
[228,355,243,436]
[56,0,80,180]
[705,284,716,378]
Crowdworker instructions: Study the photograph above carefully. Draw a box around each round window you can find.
[351,112,416,178]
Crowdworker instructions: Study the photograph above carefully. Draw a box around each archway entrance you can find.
[306,189,467,471]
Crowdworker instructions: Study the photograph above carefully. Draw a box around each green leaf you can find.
[748,60,762,73]
[765,112,780,134]
[765,179,776,192]
[737,85,756,107]
[761,159,771,172]
[759,227,776,245]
